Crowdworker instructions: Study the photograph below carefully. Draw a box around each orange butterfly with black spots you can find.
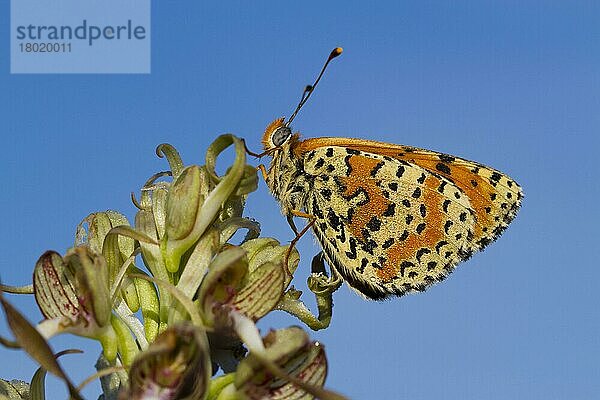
[257,48,522,300]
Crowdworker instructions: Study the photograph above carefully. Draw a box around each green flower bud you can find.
[76,211,135,265]
[162,165,207,273]
[76,211,139,312]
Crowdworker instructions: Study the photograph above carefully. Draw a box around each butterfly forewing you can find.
[299,144,476,298]
[291,138,522,299]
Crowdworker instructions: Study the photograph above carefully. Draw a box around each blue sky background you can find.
[1,1,599,399]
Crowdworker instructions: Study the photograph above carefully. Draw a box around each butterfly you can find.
[256,48,523,300]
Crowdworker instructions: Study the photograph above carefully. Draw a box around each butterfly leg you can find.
[286,209,314,236]
[284,214,316,275]
[256,164,268,182]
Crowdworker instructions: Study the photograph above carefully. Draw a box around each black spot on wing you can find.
[442,199,451,213]
[444,220,453,234]
[319,188,332,201]
[435,241,449,253]
[370,161,385,177]
[439,154,455,163]
[416,248,431,261]
[362,239,378,255]
[382,238,395,249]
[399,230,409,241]
[327,208,341,230]
[396,165,405,178]
[357,258,368,273]
[367,216,382,231]
[438,181,447,193]
[436,162,451,174]
[345,237,358,259]
[400,261,415,277]
[383,203,396,217]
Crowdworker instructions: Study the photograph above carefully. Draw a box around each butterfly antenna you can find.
[285,47,343,126]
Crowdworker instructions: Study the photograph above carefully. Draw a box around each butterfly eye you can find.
[272,126,292,147]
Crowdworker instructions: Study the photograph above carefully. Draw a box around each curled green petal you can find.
[163,135,248,274]
[204,134,244,184]
[137,171,172,211]
[156,143,185,178]
[277,254,342,331]
[218,217,260,245]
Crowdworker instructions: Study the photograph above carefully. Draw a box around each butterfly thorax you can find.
[265,140,310,215]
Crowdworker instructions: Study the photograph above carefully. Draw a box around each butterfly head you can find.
[262,117,295,152]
